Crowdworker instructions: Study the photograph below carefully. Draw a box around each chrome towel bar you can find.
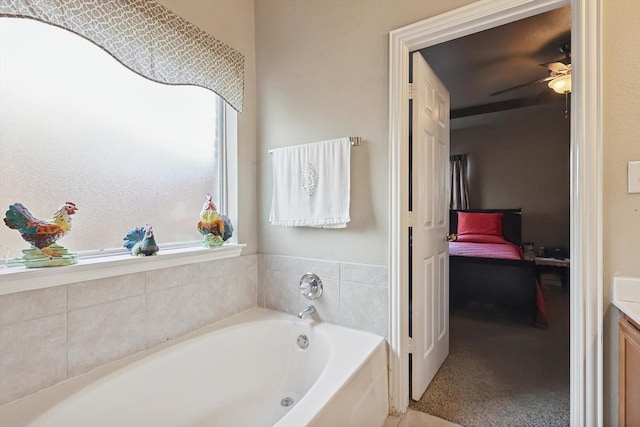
[268,137,360,154]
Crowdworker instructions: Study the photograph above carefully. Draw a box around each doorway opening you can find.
[388,0,602,424]
[407,8,571,425]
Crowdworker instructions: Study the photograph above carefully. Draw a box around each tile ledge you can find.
[0,244,246,296]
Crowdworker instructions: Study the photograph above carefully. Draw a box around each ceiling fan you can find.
[491,42,571,96]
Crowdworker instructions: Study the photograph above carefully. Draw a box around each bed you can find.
[448,208,545,326]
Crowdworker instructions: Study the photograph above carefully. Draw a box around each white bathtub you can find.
[0,308,388,427]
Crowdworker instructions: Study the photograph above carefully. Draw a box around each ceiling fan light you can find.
[548,74,572,94]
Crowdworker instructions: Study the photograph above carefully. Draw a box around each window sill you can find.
[0,243,246,296]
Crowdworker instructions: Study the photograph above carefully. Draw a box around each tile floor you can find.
[384,409,461,427]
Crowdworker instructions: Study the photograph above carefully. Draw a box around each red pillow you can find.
[457,212,503,237]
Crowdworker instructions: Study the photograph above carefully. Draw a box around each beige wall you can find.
[603,0,640,304]
[254,0,475,265]
[603,0,640,424]
[451,104,571,250]
[157,0,258,255]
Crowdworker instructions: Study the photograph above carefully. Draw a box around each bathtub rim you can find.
[275,335,388,427]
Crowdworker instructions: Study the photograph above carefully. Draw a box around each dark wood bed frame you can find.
[449,208,538,324]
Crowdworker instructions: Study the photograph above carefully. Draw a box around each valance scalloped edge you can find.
[0,0,244,112]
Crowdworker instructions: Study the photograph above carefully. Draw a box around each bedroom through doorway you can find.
[407,6,571,426]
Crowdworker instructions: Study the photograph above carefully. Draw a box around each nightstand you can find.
[534,256,570,290]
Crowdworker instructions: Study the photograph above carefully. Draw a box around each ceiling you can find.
[419,6,571,119]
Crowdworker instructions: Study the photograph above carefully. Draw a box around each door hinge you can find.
[408,83,415,100]
[406,211,414,227]
[407,337,416,354]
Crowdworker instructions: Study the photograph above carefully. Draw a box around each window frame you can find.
[0,19,242,294]
[0,103,241,295]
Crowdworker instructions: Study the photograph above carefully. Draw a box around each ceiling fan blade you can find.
[540,57,571,71]
[490,77,552,96]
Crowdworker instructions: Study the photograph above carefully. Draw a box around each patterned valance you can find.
[0,0,244,112]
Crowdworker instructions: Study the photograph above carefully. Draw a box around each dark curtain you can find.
[450,154,470,210]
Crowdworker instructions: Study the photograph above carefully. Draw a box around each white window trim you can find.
[224,102,239,245]
[0,243,245,296]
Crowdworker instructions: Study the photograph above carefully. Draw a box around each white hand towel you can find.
[269,137,351,228]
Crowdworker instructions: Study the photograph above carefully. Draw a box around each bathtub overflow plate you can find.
[281,397,295,407]
[297,334,309,349]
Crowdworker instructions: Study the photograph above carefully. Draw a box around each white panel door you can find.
[410,51,450,401]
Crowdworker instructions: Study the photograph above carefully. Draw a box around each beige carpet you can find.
[385,409,462,427]
[410,287,570,427]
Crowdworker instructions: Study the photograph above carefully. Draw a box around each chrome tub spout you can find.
[298,305,316,319]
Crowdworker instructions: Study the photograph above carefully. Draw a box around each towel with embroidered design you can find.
[269,137,351,228]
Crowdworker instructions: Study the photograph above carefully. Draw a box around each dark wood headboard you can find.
[449,208,523,247]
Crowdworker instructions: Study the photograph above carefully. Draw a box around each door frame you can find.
[388,0,602,425]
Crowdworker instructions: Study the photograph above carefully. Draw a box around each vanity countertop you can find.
[612,277,640,325]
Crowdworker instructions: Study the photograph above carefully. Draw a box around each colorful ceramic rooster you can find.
[123,224,159,256]
[197,193,233,247]
[3,202,78,257]
[219,213,234,242]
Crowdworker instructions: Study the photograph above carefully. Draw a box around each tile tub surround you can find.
[259,255,389,339]
[0,254,258,406]
[0,253,388,408]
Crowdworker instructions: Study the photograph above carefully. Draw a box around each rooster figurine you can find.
[123,224,159,256]
[4,202,78,258]
[197,193,233,248]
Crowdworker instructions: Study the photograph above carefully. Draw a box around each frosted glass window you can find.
[0,18,224,254]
